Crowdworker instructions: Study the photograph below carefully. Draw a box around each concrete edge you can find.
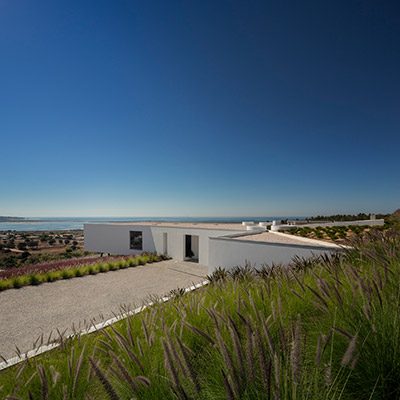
[0,280,209,372]
[268,231,345,248]
[209,234,342,251]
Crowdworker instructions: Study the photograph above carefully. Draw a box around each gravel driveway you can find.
[0,260,207,360]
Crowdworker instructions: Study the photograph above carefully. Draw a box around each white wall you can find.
[150,226,244,265]
[208,237,340,274]
[84,224,245,265]
[84,224,156,255]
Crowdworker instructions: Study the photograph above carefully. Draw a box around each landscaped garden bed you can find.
[0,253,168,292]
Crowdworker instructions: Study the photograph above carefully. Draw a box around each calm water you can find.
[0,216,306,232]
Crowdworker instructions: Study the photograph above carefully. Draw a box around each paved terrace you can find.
[0,260,207,361]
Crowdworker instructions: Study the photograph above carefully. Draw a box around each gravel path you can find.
[0,260,207,360]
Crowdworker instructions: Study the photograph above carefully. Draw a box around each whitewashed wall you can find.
[208,237,340,274]
[84,223,245,266]
[84,224,156,255]
[150,226,244,265]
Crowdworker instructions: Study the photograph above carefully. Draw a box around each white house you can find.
[84,221,341,274]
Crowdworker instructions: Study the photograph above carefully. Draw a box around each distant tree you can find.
[20,251,31,260]
[58,239,63,244]
[64,239,70,244]
[29,240,39,249]
[39,234,49,242]
[0,255,19,269]
[73,240,78,246]
[48,239,56,245]
[17,242,27,250]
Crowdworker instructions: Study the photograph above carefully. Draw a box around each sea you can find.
[0,216,307,232]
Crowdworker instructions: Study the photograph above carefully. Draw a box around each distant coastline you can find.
[0,216,304,232]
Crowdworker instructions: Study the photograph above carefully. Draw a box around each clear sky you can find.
[1,0,399,217]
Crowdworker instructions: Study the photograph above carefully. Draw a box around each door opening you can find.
[184,235,199,262]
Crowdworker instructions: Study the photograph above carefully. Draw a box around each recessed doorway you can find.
[184,235,199,262]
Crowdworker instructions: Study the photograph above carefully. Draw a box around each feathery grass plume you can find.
[214,327,241,397]
[290,289,303,300]
[165,328,185,374]
[161,338,180,387]
[261,316,276,356]
[183,321,216,346]
[109,351,139,393]
[315,334,323,366]
[62,383,68,400]
[176,336,201,394]
[372,279,383,308]
[199,305,217,328]
[255,324,271,398]
[332,326,354,340]
[14,361,27,382]
[24,372,37,387]
[88,357,121,400]
[291,314,302,392]
[304,284,329,309]
[362,303,372,321]
[278,320,287,355]
[141,318,150,344]
[96,338,114,352]
[325,363,332,387]
[50,366,60,388]
[277,296,283,317]
[245,318,255,381]
[273,352,280,399]
[37,364,49,400]
[109,325,132,350]
[72,342,87,393]
[221,369,235,400]
[228,322,245,381]
[113,334,144,372]
[350,354,360,370]
[291,269,305,293]
[68,346,75,377]
[136,337,144,358]
[341,335,357,367]
[92,345,109,357]
[135,376,151,387]
[56,328,65,352]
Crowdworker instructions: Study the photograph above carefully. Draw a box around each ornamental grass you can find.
[1,230,400,399]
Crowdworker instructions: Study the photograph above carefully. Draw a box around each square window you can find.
[130,231,143,250]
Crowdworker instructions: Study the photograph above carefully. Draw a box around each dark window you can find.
[130,231,143,250]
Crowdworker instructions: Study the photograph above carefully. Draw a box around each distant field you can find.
[0,230,88,270]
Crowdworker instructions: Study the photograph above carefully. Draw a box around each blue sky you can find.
[1,0,399,217]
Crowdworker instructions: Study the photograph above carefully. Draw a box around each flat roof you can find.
[98,221,246,230]
[231,231,341,248]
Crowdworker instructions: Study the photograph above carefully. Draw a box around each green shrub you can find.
[61,270,72,279]
[28,274,40,285]
[107,262,116,271]
[73,268,82,277]
[11,277,22,288]
[45,272,54,282]
[87,266,95,275]
[0,280,10,291]
[127,258,136,267]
